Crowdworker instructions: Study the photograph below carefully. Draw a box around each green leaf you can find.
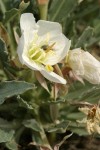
[65,81,100,103]
[94,21,100,36]
[0,81,35,104]
[67,112,85,120]
[6,139,18,150]
[65,82,91,101]
[4,8,20,24]
[17,96,39,116]
[23,119,42,132]
[0,129,14,143]
[0,118,13,129]
[32,131,52,150]
[31,121,52,150]
[69,122,88,136]
[49,0,78,21]
[76,4,99,19]
[75,27,93,48]
[45,121,69,133]
[17,96,33,110]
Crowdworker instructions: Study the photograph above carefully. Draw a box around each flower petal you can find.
[20,13,38,32]
[44,34,71,65]
[81,51,100,84]
[22,53,42,71]
[41,69,66,84]
[37,20,62,36]
[82,51,100,68]
[20,13,39,49]
[68,49,84,75]
[82,68,100,84]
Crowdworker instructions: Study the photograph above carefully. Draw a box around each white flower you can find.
[78,106,100,134]
[17,13,71,84]
[66,48,100,84]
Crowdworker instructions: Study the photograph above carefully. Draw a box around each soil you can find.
[0,134,100,150]
[60,134,100,150]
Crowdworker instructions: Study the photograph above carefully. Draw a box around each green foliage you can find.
[0,129,14,143]
[75,26,93,48]
[48,0,78,22]
[3,8,20,24]
[23,119,43,132]
[0,81,35,104]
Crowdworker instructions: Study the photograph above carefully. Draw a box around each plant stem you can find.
[39,4,48,20]
[50,104,59,123]
[38,0,49,20]
[0,0,16,55]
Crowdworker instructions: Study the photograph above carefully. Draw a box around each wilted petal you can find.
[83,69,100,84]
[35,71,50,92]
[68,49,84,75]
[79,107,89,115]
[82,51,100,67]
[67,48,100,84]
[81,51,100,84]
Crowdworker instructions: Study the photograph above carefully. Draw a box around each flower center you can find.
[27,34,56,72]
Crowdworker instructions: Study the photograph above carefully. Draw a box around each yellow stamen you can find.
[45,42,56,53]
[45,65,54,72]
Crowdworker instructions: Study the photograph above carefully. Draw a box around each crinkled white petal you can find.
[68,48,100,84]
[20,13,38,32]
[82,51,100,67]
[79,107,89,115]
[37,20,62,36]
[41,69,66,84]
[81,51,100,84]
[82,69,100,84]
[68,49,85,75]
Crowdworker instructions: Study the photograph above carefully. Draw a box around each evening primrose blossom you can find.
[17,13,71,84]
[66,48,100,84]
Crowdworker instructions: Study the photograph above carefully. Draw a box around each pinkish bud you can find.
[37,0,48,5]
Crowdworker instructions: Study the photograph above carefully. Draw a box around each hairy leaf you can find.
[0,129,14,143]
[75,27,93,48]
[4,8,20,24]
[0,81,35,104]
[49,0,77,21]
[23,119,42,132]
